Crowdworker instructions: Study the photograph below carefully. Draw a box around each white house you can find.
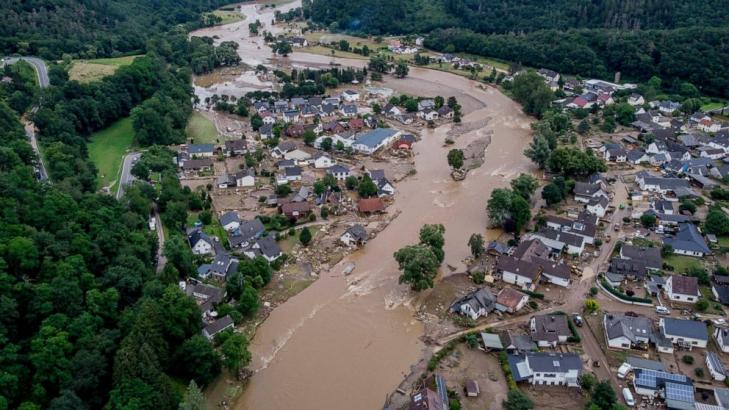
[496,256,541,291]
[313,154,335,169]
[450,288,496,320]
[628,94,645,106]
[188,229,215,255]
[530,228,585,256]
[707,351,728,382]
[508,352,582,387]
[665,275,700,303]
[284,149,313,165]
[351,128,400,154]
[660,317,708,349]
[586,196,609,217]
[714,328,729,353]
[530,315,571,348]
[603,312,652,350]
[219,211,241,232]
[341,89,360,102]
[327,164,350,181]
[235,169,255,187]
[340,224,367,247]
[418,109,439,121]
[495,288,529,313]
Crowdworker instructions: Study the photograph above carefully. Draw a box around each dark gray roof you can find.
[663,223,710,254]
[531,314,571,342]
[327,164,350,174]
[255,235,281,259]
[285,166,302,177]
[534,228,584,248]
[535,258,570,280]
[662,318,708,341]
[604,312,652,343]
[496,256,541,280]
[669,275,699,297]
[451,288,496,313]
[345,224,367,241]
[626,356,666,372]
[526,352,581,373]
[203,315,234,337]
[573,182,603,197]
[620,244,662,270]
[188,144,214,154]
[714,285,729,305]
[609,257,648,279]
[220,211,240,227]
[708,351,728,376]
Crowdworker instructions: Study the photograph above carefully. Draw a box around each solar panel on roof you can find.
[634,369,689,389]
[665,382,693,403]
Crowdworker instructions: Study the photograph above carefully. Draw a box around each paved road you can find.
[116,152,142,200]
[153,205,167,273]
[2,56,50,181]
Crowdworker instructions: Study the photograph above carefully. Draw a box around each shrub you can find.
[600,279,651,303]
[682,355,694,365]
[528,300,538,309]
[522,289,545,299]
[695,368,704,378]
[471,271,485,284]
[590,287,598,296]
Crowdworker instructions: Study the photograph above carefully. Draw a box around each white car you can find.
[617,363,632,379]
[623,388,635,407]
[656,306,670,315]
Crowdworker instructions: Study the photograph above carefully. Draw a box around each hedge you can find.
[521,289,545,299]
[600,279,651,304]
[498,351,518,390]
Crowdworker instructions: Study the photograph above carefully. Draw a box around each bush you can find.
[498,351,518,390]
[682,355,694,365]
[471,271,485,284]
[528,300,538,309]
[590,287,598,296]
[600,279,651,303]
[521,289,545,299]
[695,368,704,378]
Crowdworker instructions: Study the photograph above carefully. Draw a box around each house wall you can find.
[531,370,577,386]
[502,271,535,291]
[543,273,570,288]
[673,248,704,257]
[714,330,729,353]
[607,335,632,350]
[707,356,727,381]
[587,204,606,217]
[663,333,707,349]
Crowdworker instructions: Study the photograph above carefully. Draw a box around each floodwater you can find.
[191,3,535,409]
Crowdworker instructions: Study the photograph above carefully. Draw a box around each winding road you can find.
[2,56,50,181]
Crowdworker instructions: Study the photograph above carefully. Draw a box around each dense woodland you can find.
[0,0,239,59]
[307,0,729,98]
[0,3,252,409]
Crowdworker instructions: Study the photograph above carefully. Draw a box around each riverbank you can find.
[190,2,536,408]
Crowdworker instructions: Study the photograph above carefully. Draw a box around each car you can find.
[713,318,727,326]
[572,314,584,327]
[623,387,635,407]
[617,363,632,379]
[656,306,670,315]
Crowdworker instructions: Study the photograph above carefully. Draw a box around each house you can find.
[450,288,496,320]
[235,168,255,187]
[507,352,581,387]
[628,94,645,106]
[216,173,236,188]
[348,118,365,130]
[627,149,649,164]
[340,224,367,247]
[340,104,358,118]
[663,223,710,257]
[701,147,726,160]
[185,283,224,316]
[699,119,724,133]
[375,177,395,197]
[604,147,628,162]
[632,368,694,406]
[418,108,439,121]
[187,228,215,255]
[200,253,238,280]
[712,284,729,306]
[636,173,690,195]
[341,89,360,102]
[396,113,415,125]
[530,228,585,256]
[272,141,297,158]
[573,182,608,203]
[186,144,215,157]
[437,106,454,119]
[383,104,403,118]
[707,352,728,382]
[313,153,335,169]
[714,328,729,353]
[409,386,446,410]
[660,317,708,349]
[499,332,537,353]
[202,315,234,340]
[259,124,274,140]
[352,128,400,154]
[544,214,597,245]
[284,148,312,164]
[609,258,649,281]
[496,256,541,291]
[620,244,662,271]
[486,241,510,256]
[281,166,302,183]
[283,110,300,123]
[225,139,247,156]
[537,68,560,83]
[417,99,436,111]
[530,314,571,347]
[327,164,350,181]
[181,159,214,174]
[586,196,609,217]
[285,124,305,138]
[220,211,241,232]
[658,100,682,114]
[603,312,652,350]
[280,202,313,220]
[357,198,386,213]
[243,235,282,262]
[665,275,700,303]
[261,112,276,125]
[495,288,528,313]
[537,258,571,287]
[228,218,265,249]
[287,36,308,47]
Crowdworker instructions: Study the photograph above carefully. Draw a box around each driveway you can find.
[116,152,142,200]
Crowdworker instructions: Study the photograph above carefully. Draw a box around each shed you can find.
[464,379,480,397]
[480,332,504,350]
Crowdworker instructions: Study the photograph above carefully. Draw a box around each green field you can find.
[701,102,727,112]
[88,117,135,190]
[186,112,219,144]
[69,55,141,83]
[212,9,245,25]
[664,254,703,273]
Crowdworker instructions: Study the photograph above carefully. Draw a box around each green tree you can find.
[579,373,597,392]
[577,119,590,134]
[303,130,316,146]
[511,71,553,117]
[345,175,359,190]
[705,207,729,235]
[524,136,551,169]
[357,174,378,198]
[164,236,194,277]
[394,244,440,291]
[299,227,312,246]
[510,173,538,200]
[447,148,465,170]
[395,60,409,78]
[419,224,446,264]
[179,380,206,410]
[589,381,617,410]
[584,299,600,313]
[542,182,564,205]
[468,233,485,258]
[220,333,252,374]
[502,389,534,410]
[640,213,657,228]
[487,188,515,228]
[172,335,221,386]
[368,55,390,73]
[237,256,273,289]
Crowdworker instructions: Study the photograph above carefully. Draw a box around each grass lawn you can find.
[279,225,322,253]
[717,236,729,247]
[186,112,219,144]
[664,254,703,273]
[212,9,244,25]
[69,55,141,83]
[88,117,135,190]
[701,102,726,112]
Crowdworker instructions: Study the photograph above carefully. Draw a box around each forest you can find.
[307,0,729,98]
[0,0,239,59]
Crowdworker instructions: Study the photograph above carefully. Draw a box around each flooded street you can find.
[191,4,535,409]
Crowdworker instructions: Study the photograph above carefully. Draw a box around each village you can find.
[170,5,729,410]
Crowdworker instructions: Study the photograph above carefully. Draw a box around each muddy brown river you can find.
[191,3,534,409]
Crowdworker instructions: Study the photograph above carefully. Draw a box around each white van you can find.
[656,306,670,315]
[617,363,632,379]
[623,387,635,407]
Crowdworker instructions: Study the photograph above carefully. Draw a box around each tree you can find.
[579,373,597,392]
[172,335,221,386]
[542,183,564,205]
[640,213,656,228]
[394,244,439,291]
[524,136,551,169]
[236,256,273,289]
[419,224,446,264]
[547,147,606,176]
[510,195,531,233]
[589,381,617,410]
[275,184,292,197]
[299,227,312,246]
[345,175,359,190]
[502,389,534,410]
[250,114,263,131]
[510,173,538,200]
[320,137,333,151]
[577,119,590,134]
[357,174,378,198]
[696,298,709,312]
[273,41,292,56]
[679,200,696,215]
[487,188,515,228]
[447,149,465,170]
[220,333,251,374]
[584,299,599,314]
[705,207,729,235]
[179,380,206,410]
[395,60,409,78]
[368,55,390,73]
[236,283,260,317]
[164,236,194,276]
[511,71,553,117]
[468,233,485,258]
[303,130,316,146]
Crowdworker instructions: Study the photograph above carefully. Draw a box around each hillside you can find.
[307,0,729,98]
[0,0,238,59]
